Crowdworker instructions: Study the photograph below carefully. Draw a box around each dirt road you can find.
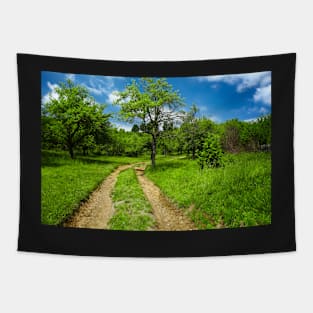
[135,165,196,231]
[64,162,196,231]
[64,164,132,229]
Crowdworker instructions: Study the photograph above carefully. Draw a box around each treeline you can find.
[42,111,271,158]
[41,79,271,160]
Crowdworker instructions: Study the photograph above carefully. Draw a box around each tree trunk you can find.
[192,147,196,160]
[151,136,156,168]
[69,146,74,159]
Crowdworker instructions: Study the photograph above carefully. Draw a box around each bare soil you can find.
[135,165,197,231]
[64,164,132,229]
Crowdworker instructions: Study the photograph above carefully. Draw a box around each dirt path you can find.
[64,164,132,229]
[135,165,197,231]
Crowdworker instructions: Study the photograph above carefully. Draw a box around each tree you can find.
[42,80,110,158]
[197,133,224,170]
[114,78,184,168]
[180,104,200,159]
[131,124,139,132]
[221,119,242,153]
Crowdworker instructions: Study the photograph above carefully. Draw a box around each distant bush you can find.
[197,133,224,169]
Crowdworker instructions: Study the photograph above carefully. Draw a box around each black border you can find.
[17,53,296,257]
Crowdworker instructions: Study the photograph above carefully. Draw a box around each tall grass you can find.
[41,150,148,225]
[109,169,155,230]
[145,153,271,228]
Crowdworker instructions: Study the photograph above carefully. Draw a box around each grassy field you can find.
[145,152,271,229]
[108,168,156,230]
[41,150,148,225]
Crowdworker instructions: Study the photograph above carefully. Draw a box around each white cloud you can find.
[200,71,271,91]
[208,115,220,123]
[259,106,268,114]
[114,122,132,131]
[243,118,258,123]
[253,85,271,105]
[107,90,120,103]
[42,81,59,104]
[198,71,272,105]
[83,76,120,96]
[65,73,75,81]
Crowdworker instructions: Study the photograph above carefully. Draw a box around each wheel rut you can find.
[135,164,197,231]
[63,164,132,229]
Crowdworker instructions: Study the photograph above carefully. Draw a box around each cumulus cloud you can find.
[200,71,270,91]
[199,71,272,105]
[82,76,114,96]
[114,122,132,132]
[42,81,59,104]
[107,90,120,103]
[243,118,258,123]
[253,85,271,105]
[65,73,75,81]
[83,76,125,97]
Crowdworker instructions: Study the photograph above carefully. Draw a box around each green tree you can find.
[181,104,200,159]
[181,106,216,159]
[221,119,242,153]
[197,133,224,170]
[42,80,110,158]
[114,78,184,168]
[131,124,140,132]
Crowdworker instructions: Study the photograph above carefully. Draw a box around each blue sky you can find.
[41,71,271,131]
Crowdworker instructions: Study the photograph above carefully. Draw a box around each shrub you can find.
[197,133,224,169]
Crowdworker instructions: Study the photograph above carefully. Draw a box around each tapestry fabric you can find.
[17,53,296,257]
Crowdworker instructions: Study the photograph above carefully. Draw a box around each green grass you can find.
[41,150,148,225]
[145,152,271,229]
[108,168,156,230]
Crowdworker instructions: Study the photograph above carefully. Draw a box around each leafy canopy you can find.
[42,80,110,158]
[114,78,185,136]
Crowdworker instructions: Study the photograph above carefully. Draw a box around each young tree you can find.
[197,133,224,170]
[221,119,242,153]
[180,104,200,159]
[181,106,216,159]
[42,80,110,158]
[131,124,140,132]
[114,78,184,168]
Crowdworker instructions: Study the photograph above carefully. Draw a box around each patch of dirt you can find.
[135,165,197,231]
[64,164,132,229]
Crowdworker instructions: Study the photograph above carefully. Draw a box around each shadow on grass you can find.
[41,150,143,167]
[146,160,187,172]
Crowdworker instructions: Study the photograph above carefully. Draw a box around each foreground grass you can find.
[41,150,148,225]
[145,153,271,229]
[109,168,155,230]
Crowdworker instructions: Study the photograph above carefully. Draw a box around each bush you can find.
[197,133,224,169]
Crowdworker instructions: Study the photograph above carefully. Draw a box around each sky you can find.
[41,70,271,131]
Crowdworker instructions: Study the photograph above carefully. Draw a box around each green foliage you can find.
[114,78,185,167]
[145,153,271,228]
[104,128,150,156]
[221,115,271,152]
[42,80,110,158]
[131,124,140,132]
[221,119,242,152]
[109,169,156,230]
[41,150,148,225]
[197,133,224,169]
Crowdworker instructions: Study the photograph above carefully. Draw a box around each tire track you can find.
[63,164,132,229]
[135,165,197,231]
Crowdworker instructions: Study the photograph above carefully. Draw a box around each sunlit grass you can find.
[145,152,271,229]
[41,150,148,225]
[109,168,155,230]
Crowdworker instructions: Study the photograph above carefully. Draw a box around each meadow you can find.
[145,152,271,228]
[42,150,271,229]
[109,168,156,230]
[41,150,147,225]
